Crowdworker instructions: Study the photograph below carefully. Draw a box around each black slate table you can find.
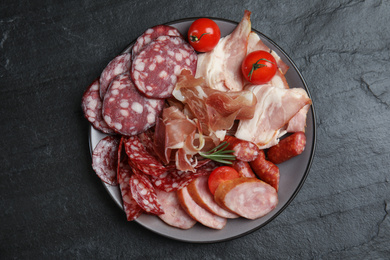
[1,0,389,259]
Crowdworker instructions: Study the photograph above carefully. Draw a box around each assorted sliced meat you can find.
[83,11,312,230]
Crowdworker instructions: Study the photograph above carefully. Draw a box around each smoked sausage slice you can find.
[214,177,278,220]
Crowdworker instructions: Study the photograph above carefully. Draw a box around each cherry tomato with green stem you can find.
[241,50,277,84]
[188,18,221,52]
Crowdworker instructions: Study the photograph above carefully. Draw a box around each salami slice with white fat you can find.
[92,135,120,185]
[81,79,115,134]
[150,161,220,192]
[132,25,182,57]
[124,135,166,177]
[214,177,278,220]
[130,169,164,215]
[102,73,164,136]
[99,53,132,99]
[117,161,143,221]
[155,189,196,229]
[187,175,239,219]
[177,186,227,230]
[131,35,197,99]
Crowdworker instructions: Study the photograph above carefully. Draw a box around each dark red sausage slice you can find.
[131,35,197,99]
[102,73,164,136]
[132,25,182,57]
[130,170,164,215]
[117,161,143,221]
[92,135,120,185]
[99,53,132,99]
[81,79,115,134]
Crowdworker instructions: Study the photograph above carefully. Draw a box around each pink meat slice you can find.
[81,79,115,134]
[99,53,132,99]
[177,186,227,230]
[102,72,164,136]
[155,189,196,229]
[92,135,120,185]
[131,35,197,99]
[187,175,239,219]
[117,161,143,221]
[132,25,182,57]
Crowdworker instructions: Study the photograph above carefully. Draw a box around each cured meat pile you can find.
[82,11,312,230]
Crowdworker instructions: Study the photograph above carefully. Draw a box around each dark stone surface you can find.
[1,0,389,259]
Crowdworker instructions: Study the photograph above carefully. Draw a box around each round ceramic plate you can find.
[89,17,316,243]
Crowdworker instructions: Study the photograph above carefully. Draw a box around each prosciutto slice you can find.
[173,71,257,136]
[235,85,311,149]
[195,10,252,92]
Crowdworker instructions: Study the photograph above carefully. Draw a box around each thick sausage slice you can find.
[177,186,227,229]
[214,177,278,220]
[187,175,239,219]
[155,189,196,230]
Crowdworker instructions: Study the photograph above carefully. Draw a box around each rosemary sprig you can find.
[199,141,236,164]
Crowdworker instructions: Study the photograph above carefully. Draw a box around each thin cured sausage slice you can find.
[131,35,197,99]
[214,177,278,220]
[132,25,182,57]
[177,186,227,230]
[155,189,196,229]
[117,162,143,221]
[130,170,164,215]
[92,135,120,185]
[150,161,220,192]
[124,136,166,177]
[81,79,115,134]
[99,53,132,99]
[187,175,239,219]
[102,73,164,136]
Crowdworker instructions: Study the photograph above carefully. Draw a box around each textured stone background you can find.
[1,0,389,259]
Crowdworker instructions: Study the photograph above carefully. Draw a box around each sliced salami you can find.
[155,189,196,229]
[102,73,164,136]
[150,161,220,192]
[99,53,131,99]
[132,25,182,57]
[123,136,166,177]
[81,79,115,134]
[92,135,120,185]
[117,161,143,221]
[130,170,164,215]
[131,35,197,99]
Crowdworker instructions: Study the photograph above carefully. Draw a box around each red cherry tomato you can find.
[188,18,221,52]
[208,166,240,195]
[241,50,277,84]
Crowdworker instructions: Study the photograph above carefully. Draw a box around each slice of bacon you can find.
[195,10,252,91]
[235,85,311,149]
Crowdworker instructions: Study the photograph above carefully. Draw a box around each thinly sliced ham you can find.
[195,10,252,91]
[235,85,311,149]
[286,104,310,132]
